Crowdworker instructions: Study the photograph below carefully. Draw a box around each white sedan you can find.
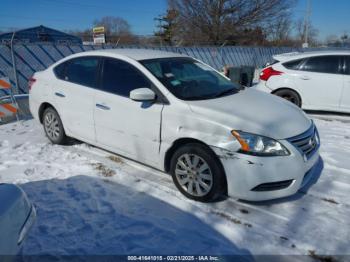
[29,49,320,202]
[255,50,350,113]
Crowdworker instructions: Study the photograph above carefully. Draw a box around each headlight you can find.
[231,130,290,156]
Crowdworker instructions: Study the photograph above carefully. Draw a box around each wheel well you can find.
[272,88,302,105]
[164,138,227,194]
[38,102,55,123]
[164,138,207,172]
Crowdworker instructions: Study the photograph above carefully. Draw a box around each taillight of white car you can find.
[28,77,36,91]
[260,67,283,81]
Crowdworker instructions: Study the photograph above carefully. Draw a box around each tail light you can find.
[28,77,36,90]
[260,67,283,81]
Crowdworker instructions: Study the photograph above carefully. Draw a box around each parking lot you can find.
[0,114,349,259]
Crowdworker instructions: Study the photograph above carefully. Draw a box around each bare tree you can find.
[168,0,295,45]
[93,16,136,44]
[67,29,93,42]
[295,18,318,47]
[325,34,340,47]
[340,32,349,45]
[265,15,294,46]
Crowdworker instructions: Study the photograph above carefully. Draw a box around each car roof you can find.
[73,48,188,61]
[273,50,350,62]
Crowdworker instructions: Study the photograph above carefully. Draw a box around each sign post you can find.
[93,26,106,45]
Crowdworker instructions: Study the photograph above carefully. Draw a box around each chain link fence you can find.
[0,43,306,96]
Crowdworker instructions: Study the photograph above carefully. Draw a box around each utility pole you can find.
[303,0,311,48]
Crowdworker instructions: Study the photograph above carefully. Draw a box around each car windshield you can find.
[140,57,239,100]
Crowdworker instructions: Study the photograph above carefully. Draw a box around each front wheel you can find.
[170,143,226,202]
[42,107,68,145]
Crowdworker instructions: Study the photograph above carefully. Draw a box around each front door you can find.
[94,57,164,166]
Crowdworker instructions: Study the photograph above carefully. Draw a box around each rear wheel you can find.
[170,143,226,202]
[42,107,68,145]
[274,89,301,107]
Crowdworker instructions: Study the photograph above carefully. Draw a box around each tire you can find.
[274,89,301,107]
[42,107,68,145]
[170,143,226,202]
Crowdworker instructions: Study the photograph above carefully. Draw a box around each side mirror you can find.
[130,88,156,102]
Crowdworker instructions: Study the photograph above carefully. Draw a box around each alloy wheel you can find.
[175,153,213,197]
[44,111,60,141]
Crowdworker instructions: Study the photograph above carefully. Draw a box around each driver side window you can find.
[101,58,152,97]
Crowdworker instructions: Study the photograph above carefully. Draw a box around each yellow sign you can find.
[93,26,105,34]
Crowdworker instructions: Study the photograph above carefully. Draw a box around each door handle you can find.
[55,92,65,98]
[300,75,310,80]
[96,103,110,110]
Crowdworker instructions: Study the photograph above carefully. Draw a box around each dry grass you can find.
[92,163,116,177]
[108,155,124,164]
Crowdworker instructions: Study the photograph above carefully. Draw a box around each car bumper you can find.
[28,95,40,121]
[213,140,320,201]
[252,81,272,93]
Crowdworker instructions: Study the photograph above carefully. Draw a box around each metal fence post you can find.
[10,32,19,95]
[220,41,227,69]
[10,32,20,121]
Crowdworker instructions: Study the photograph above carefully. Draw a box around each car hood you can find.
[186,88,311,139]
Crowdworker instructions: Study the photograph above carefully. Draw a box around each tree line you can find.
[68,0,347,47]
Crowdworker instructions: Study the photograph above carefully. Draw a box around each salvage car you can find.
[255,50,350,113]
[29,49,320,202]
[0,183,36,254]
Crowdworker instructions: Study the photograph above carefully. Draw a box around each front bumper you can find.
[213,138,320,201]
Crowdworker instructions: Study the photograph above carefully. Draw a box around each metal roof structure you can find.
[0,25,82,45]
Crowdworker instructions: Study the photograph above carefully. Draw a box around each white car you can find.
[29,49,320,202]
[255,51,350,113]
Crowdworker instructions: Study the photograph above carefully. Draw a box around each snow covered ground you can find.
[0,114,350,259]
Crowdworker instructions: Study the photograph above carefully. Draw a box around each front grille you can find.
[287,123,320,160]
[251,179,294,191]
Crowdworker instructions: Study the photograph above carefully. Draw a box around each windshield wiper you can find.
[213,88,238,98]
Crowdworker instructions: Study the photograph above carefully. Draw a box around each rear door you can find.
[53,56,100,142]
[293,55,343,110]
[340,56,350,111]
[93,57,164,165]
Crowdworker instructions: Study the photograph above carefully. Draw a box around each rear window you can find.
[283,59,304,70]
[53,63,66,79]
[265,59,279,67]
[54,57,100,88]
